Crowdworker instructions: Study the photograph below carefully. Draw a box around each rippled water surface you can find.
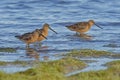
[0,0,120,72]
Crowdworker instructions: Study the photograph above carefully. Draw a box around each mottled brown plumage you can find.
[66,20,102,34]
[15,23,57,48]
[15,29,46,48]
[37,23,57,42]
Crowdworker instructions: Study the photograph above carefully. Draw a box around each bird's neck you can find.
[43,27,49,36]
[89,22,94,27]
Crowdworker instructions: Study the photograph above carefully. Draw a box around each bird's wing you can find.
[75,22,89,29]
[22,33,32,40]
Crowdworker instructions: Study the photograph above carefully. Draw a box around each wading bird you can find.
[37,23,57,43]
[66,20,103,34]
[15,29,47,48]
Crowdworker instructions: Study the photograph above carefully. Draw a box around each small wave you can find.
[2,3,32,10]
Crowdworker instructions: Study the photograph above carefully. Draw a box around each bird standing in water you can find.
[15,29,47,48]
[37,23,57,43]
[66,20,103,34]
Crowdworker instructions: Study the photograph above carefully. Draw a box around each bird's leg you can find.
[76,32,78,35]
[34,43,37,47]
[26,44,30,48]
[39,42,42,47]
[76,32,77,35]
[33,42,42,48]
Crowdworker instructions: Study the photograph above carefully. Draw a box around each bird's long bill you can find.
[94,23,103,29]
[40,33,47,39]
[49,27,58,34]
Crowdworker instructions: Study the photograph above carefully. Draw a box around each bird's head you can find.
[43,23,57,34]
[88,20,95,26]
[88,20,103,29]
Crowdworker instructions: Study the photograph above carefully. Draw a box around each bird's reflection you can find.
[26,47,50,61]
[75,33,93,40]
[43,56,49,61]
[26,47,39,62]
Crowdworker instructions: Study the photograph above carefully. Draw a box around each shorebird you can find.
[65,20,103,34]
[37,23,57,43]
[15,29,47,48]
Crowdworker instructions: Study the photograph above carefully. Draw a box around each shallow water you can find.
[0,0,120,73]
[0,65,31,73]
[66,58,120,76]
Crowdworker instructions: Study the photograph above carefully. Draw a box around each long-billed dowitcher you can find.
[15,29,47,48]
[66,20,103,34]
[37,23,57,43]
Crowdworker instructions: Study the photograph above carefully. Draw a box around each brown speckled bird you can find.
[15,29,47,48]
[37,23,57,42]
[66,20,103,34]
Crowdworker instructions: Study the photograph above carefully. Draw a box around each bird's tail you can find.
[65,26,69,27]
[15,35,21,39]
[65,25,70,28]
